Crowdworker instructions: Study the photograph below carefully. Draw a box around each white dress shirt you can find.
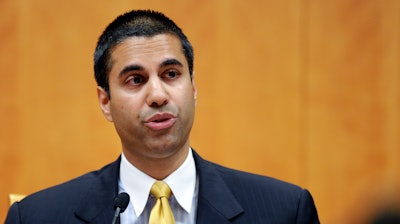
[118,148,198,224]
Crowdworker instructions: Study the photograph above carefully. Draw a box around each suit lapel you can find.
[193,150,244,223]
[74,157,121,223]
[72,152,244,223]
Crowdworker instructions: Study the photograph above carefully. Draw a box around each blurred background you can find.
[1,0,399,223]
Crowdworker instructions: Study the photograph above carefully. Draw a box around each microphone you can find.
[111,192,130,224]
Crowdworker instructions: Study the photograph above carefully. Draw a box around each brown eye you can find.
[128,75,145,85]
[165,70,179,79]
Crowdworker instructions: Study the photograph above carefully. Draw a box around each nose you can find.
[145,76,169,107]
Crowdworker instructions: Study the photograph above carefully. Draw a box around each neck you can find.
[123,145,190,180]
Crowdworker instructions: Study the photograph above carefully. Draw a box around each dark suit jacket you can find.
[5,150,319,223]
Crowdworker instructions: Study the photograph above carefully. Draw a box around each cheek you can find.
[181,88,196,113]
[110,97,135,121]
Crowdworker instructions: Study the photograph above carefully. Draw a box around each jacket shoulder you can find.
[23,158,118,202]
[5,158,120,223]
[199,156,303,193]
[194,154,319,223]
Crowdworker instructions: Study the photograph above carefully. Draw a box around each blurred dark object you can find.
[371,210,400,224]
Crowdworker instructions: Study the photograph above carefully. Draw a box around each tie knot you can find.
[150,181,171,199]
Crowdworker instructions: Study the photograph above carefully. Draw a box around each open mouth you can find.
[145,113,177,131]
[153,118,169,122]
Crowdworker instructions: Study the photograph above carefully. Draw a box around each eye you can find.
[126,75,145,85]
[164,70,180,79]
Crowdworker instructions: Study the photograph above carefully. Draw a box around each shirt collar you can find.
[164,148,196,213]
[119,148,196,216]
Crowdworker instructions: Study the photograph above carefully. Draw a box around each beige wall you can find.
[1,0,399,223]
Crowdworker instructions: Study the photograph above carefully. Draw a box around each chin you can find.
[149,140,186,156]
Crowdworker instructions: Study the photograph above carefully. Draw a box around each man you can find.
[5,10,319,223]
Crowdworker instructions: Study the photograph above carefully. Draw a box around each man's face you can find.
[97,34,196,162]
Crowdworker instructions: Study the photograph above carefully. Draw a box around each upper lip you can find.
[145,113,176,123]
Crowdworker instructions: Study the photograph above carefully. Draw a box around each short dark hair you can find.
[94,9,194,94]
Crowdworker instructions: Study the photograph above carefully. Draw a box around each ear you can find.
[97,86,113,122]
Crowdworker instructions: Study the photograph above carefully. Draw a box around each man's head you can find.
[94,10,194,96]
[95,10,197,177]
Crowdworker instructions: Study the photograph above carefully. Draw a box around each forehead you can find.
[109,34,187,70]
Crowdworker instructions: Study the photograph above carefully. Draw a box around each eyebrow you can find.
[119,64,143,78]
[118,58,184,78]
[160,58,183,68]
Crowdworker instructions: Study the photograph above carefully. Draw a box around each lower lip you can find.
[144,118,177,131]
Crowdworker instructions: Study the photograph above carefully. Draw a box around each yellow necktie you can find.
[149,181,176,224]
